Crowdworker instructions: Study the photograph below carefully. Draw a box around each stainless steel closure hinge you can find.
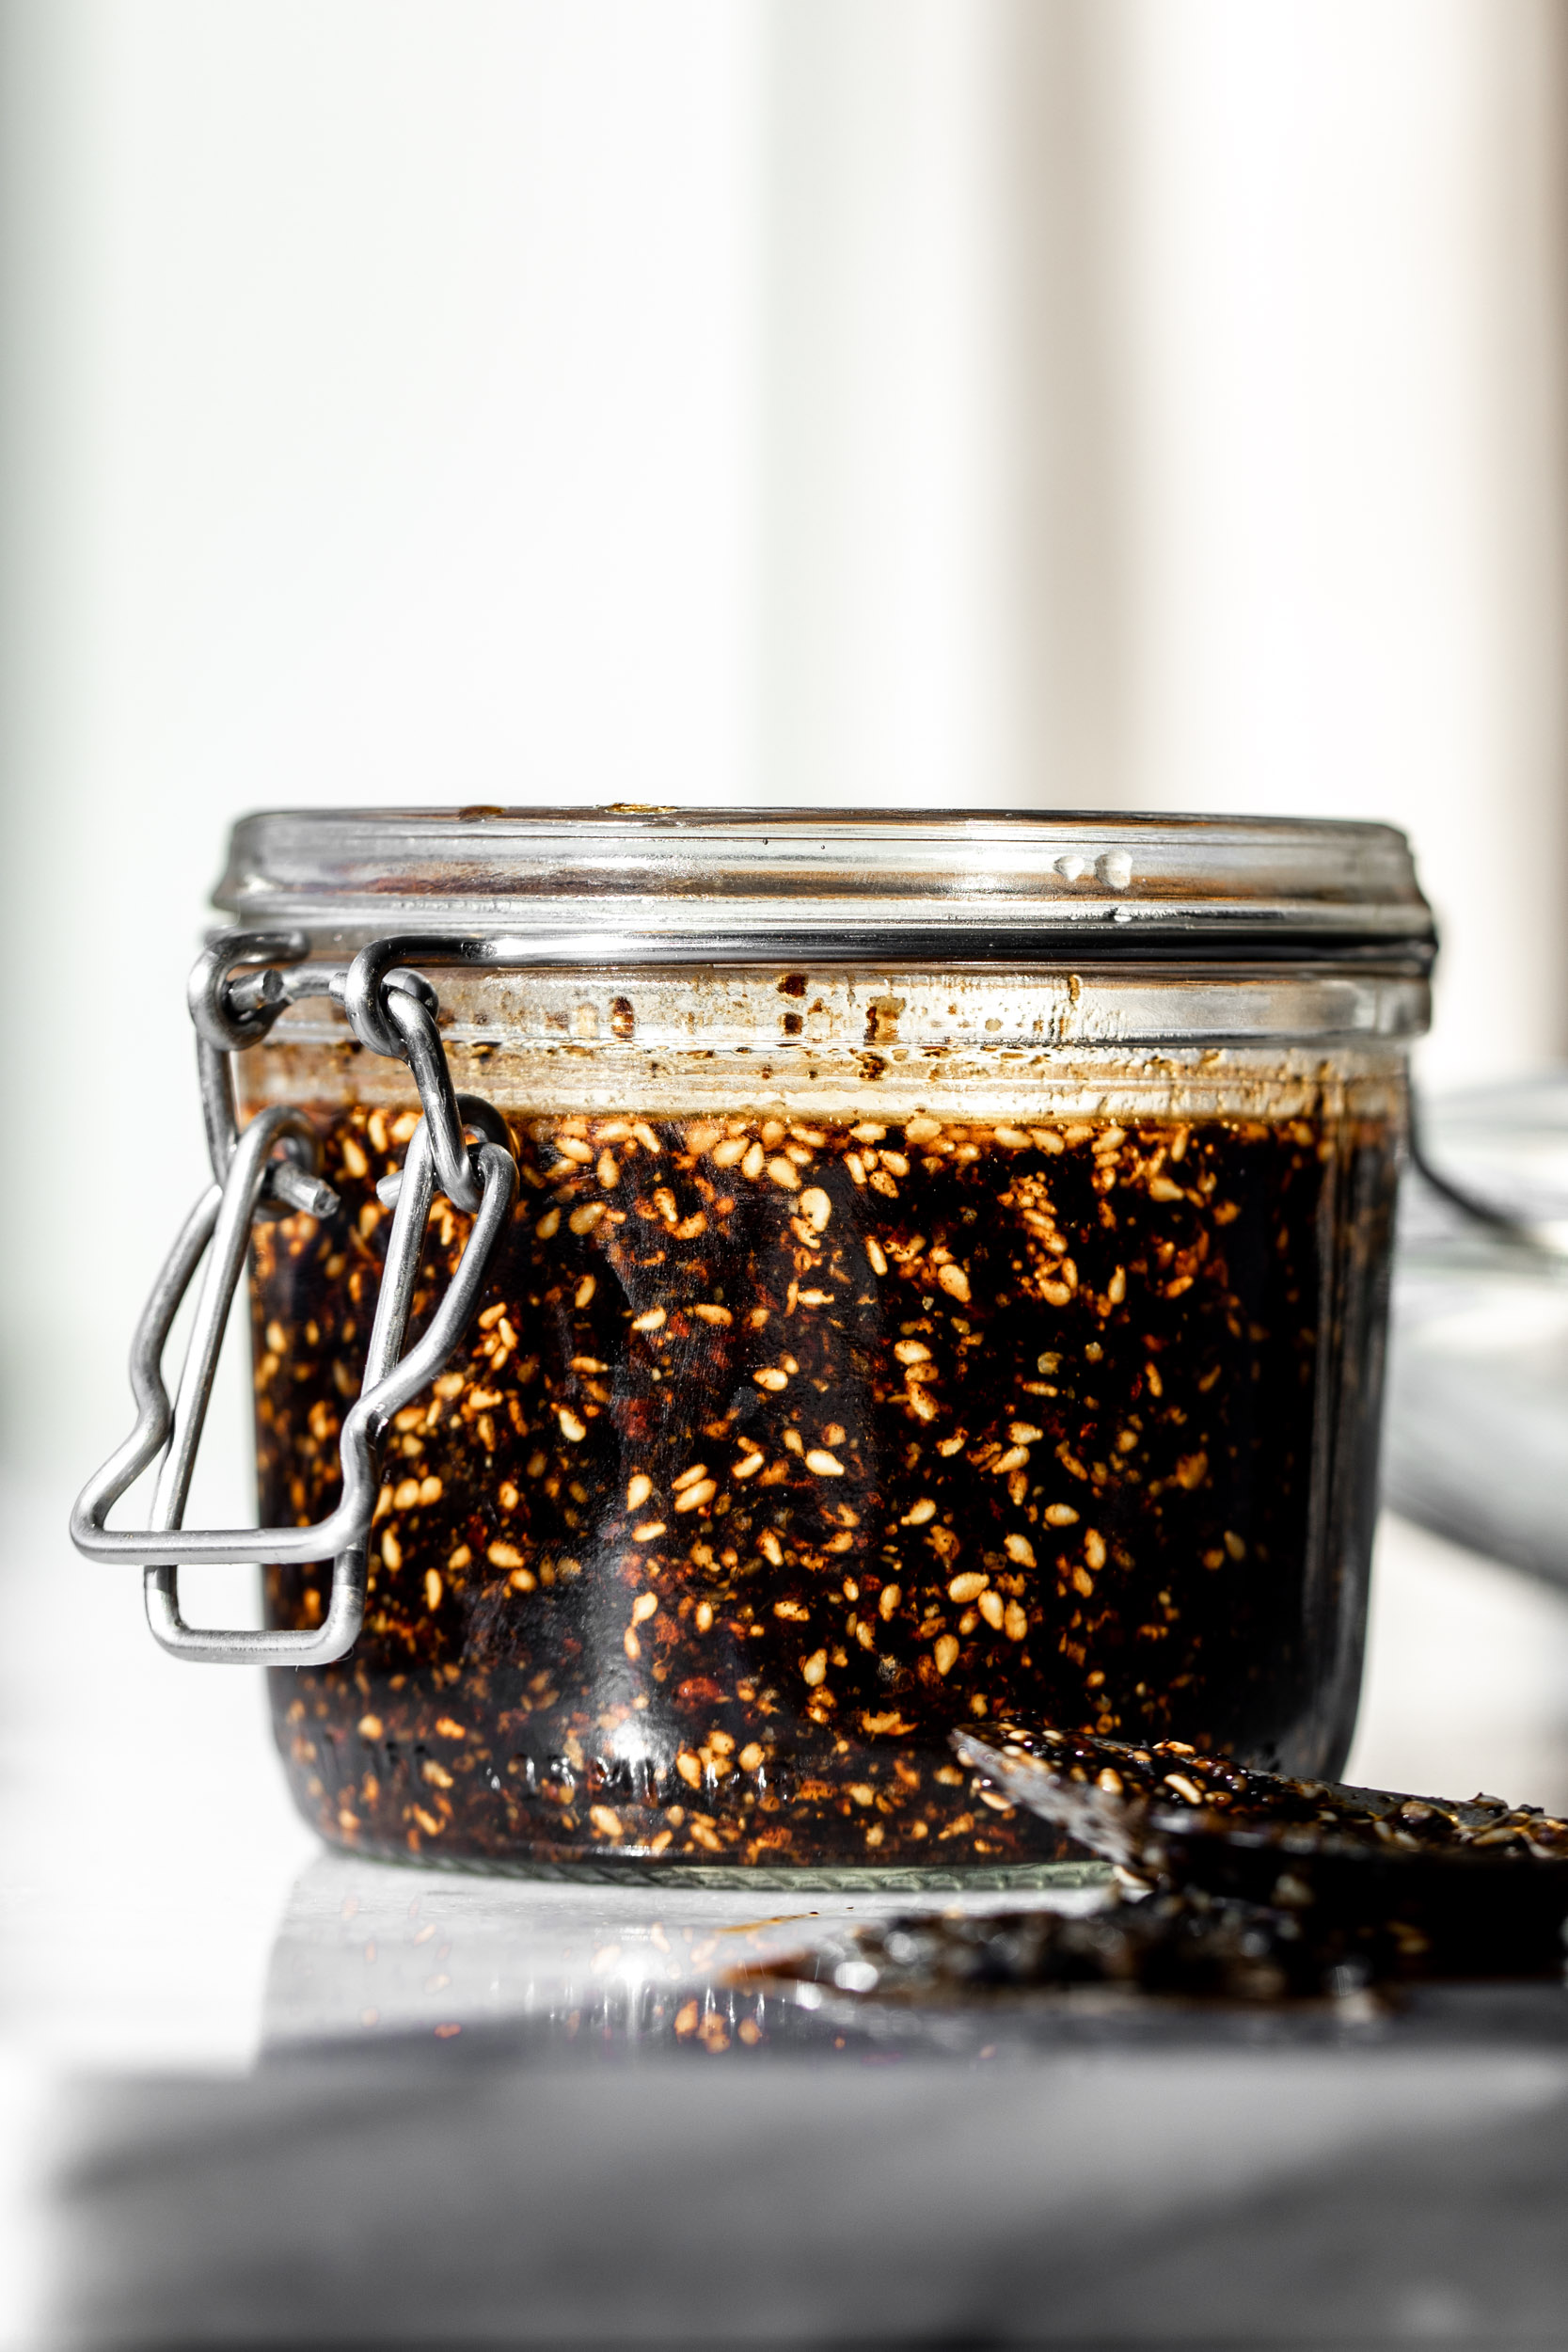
[71,930,517,1663]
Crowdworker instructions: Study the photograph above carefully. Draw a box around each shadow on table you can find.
[45,2043,1568,2347]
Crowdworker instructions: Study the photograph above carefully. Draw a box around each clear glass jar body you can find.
[238,959,1412,1874]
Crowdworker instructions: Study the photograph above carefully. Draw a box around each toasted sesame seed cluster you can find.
[253,1103,1396,1870]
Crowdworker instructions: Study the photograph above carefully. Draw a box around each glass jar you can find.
[98,809,1434,1876]
[1386,1074,1568,1592]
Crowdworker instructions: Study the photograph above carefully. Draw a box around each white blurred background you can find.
[4,0,1568,2093]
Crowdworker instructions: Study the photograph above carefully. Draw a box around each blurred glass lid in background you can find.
[1387,1074,1568,1590]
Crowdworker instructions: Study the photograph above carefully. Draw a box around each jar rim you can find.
[214,805,1434,965]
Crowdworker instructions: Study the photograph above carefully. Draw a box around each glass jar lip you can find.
[214,804,1434,964]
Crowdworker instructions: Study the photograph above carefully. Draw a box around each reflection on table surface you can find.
[258,1848,1568,2068]
[261,1852,1113,2063]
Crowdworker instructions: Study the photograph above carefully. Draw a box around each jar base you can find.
[309,1835,1112,1894]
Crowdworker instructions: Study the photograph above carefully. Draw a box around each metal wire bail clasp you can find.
[71,940,519,1664]
[188,930,340,1216]
[342,945,486,1213]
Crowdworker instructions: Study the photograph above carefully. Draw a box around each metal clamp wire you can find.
[376,1091,513,1208]
[342,932,494,1059]
[71,1111,518,1664]
[189,930,337,1220]
[380,976,487,1211]
[188,929,310,1051]
[341,939,498,1213]
[68,1184,223,1545]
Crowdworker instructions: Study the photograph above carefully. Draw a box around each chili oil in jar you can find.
[221,809,1433,1876]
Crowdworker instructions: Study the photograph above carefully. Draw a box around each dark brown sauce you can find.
[253,1104,1396,1867]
